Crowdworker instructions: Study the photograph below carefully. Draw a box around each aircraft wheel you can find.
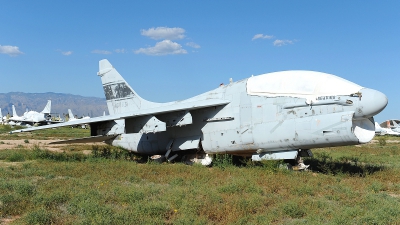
[150,155,166,163]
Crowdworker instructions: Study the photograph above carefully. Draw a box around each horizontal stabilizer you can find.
[50,135,117,144]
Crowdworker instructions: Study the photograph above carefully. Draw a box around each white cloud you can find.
[0,45,24,56]
[61,51,72,56]
[186,42,200,49]
[252,34,274,40]
[134,40,187,56]
[114,49,126,53]
[91,50,112,54]
[273,39,294,46]
[141,27,185,40]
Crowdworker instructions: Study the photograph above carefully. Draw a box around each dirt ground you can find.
[0,139,105,153]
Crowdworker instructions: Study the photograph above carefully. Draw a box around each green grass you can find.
[1,128,400,224]
[0,125,90,140]
[0,146,400,224]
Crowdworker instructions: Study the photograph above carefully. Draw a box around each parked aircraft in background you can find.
[8,100,58,126]
[67,109,90,128]
[12,59,388,169]
[68,109,90,121]
[0,108,3,124]
[378,120,400,134]
[8,105,26,126]
[392,120,400,133]
[375,122,400,136]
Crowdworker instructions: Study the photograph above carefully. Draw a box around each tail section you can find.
[393,120,399,127]
[0,108,2,120]
[97,59,164,115]
[12,105,18,117]
[375,122,387,135]
[68,109,75,120]
[41,100,51,114]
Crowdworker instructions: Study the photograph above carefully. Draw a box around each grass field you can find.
[0,125,400,224]
[0,126,90,140]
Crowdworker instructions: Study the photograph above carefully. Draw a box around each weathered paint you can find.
[13,59,388,162]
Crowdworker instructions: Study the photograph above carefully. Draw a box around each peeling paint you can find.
[103,82,135,100]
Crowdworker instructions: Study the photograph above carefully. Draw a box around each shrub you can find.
[369,182,384,193]
[282,201,306,218]
[6,152,25,162]
[0,125,12,132]
[24,208,55,224]
[378,137,387,146]
[212,154,233,169]
[14,181,36,197]
[0,194,23,216]
[260,160,284,172]
[31,145,87,162]
[91,145,140,161]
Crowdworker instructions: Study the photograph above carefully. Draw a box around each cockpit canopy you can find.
[247,70,362,100]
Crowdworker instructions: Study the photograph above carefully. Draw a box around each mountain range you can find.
[0,92,108,119]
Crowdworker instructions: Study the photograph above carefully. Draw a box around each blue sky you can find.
[1,1,399,122]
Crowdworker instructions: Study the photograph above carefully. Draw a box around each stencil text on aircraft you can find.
[103,83,135,100]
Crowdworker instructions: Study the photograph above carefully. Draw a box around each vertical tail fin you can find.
[12,105,18,117]
[97,59,162,115]
[0,108,2,120]
[68,109,74,120]
[41,100,51,114]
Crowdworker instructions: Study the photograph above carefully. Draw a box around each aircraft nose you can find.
[354,88,388,118]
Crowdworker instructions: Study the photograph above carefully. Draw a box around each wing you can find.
[11,99,230,134]
[9,117,25,122]
[8,117,63,125]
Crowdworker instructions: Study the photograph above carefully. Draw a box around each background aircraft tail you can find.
[12,105,18,117]
[68,109,75,120]
[41,100,51,114]
[0,108,2,120]
[97,59,164,115]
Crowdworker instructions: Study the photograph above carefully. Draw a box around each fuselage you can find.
[104,71,387,156]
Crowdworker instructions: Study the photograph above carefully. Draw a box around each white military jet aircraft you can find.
[9,100,55,126]
[12,59,388,167]
[377,120,400,135]
[375,122,400,136]
[67,109,90,121]
[382,120,400,133]
[67,109,90,128]
[8,105,26,126]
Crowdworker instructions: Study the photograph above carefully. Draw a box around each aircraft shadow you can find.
[304,157,385,176]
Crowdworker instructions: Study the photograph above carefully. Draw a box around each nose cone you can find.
[354,88,388,118]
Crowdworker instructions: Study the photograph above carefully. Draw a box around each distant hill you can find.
[0,92,108,119]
